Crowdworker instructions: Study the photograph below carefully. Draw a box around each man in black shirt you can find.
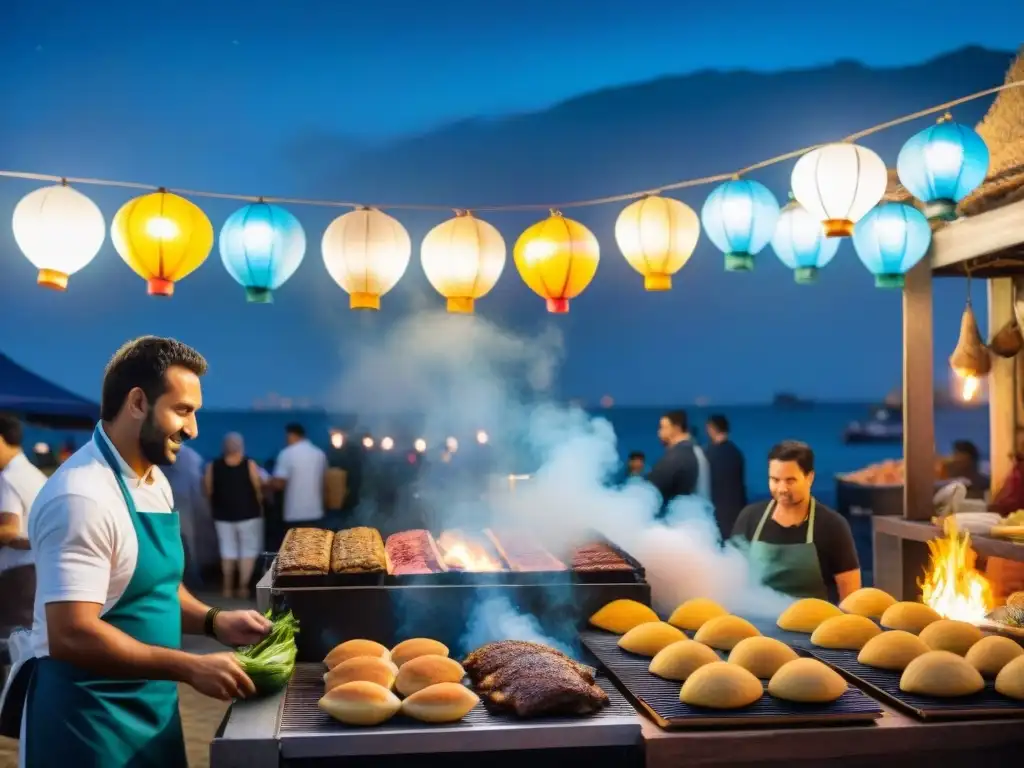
[731,440,860,601]
[704,414,747,539]
[647,410,699,518]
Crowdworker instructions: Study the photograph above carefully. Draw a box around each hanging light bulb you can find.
[614,195,700,289]
[699,178,780,271]
[791,142,888,237]
[949,303,992,401]
[321,207,411,310]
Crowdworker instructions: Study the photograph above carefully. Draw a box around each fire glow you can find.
[437,530,504,572]
[920,516,995,624]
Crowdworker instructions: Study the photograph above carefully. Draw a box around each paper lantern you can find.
[110,190,213,296]
[420,211,506,313]
[614,195,700,290]
[321,207,411,310]
[219,201,306,303]
[770,199,841,284]
[791,142,887,237]
[851,203,932,289]
[12,183,106,290]
[699,179,780,272]
[513,211,599,313]
[896,116,990,221]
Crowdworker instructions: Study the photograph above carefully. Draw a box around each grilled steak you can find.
[571,542,632,572]
[330,526,386,573]
[464,640,594,683]
[385,529,441,575]
[277,528,333,575]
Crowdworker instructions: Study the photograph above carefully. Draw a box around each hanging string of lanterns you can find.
[4,81,1011,307]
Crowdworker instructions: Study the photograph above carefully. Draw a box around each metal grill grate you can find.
[580,630,883,729]
[806,647,1024,720]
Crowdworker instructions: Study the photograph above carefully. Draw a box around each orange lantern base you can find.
[823,218,854,238]
[546,298,569,314]
[644,273,671,291]
[37,269,69,291]
[147,278,174,297]
[447,297,474,314]
[350,292,381,310]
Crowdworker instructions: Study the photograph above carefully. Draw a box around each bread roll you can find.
[777,598,842,633]
[325,639,391,670]
[879,602,941,634]
[618,621,686,657]
[680,661,763,709]
[839,587,896,620]
[900,650,984,697]
[810,614,881,651]
[668,598,728,631]
[395,654,466,697]
[694,615,760,651]
[318,681,401,725]
[964,635,1024,677]
[391,638,449,668]
[918,619,983,656]
[324,656,399,691]
[857,631,929,671]
[994,654,1024,700]
[649,640,720,681]
[401,682,480,723]
[589,599,659,634]
[768,658,847,703]
[728,636,799,679]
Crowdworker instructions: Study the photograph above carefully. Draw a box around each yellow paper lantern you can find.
[321,207,411,310]
[110,189,214,296]
[513,211,599,314]
[614,195,700,290]
[420,211,506,313]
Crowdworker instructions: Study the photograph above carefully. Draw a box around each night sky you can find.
[0,1,1021,407]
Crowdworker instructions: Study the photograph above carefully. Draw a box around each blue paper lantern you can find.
[852,203,932,289]
[219,202,306,302]
[700,178,780,272]
[896,117,989,222]
[770,200,841,284]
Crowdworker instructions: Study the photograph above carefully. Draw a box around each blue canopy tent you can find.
[0,352,98,428]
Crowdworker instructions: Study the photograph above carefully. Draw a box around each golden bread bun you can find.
[400,682,480,723]
[900,651,984,697]
[879,602,941,634]
[964,635,1024,677]
[918,619,983,656]
[728,636,799,679]
[589,599,660,634]
[395,655,466,697]
[667,598,728,631]
[680,661,763,709]
[324,656,399,691]
[391,638,449,668]
[648,640,720,681]
[810,614,881,651]
[694,615,760,651]
[325,639,390,670]
[618,621,687,657]
[318,681,401,725]
[777,598,842,633]
[994,654,1024,700]
[857,631,929,671]
[839,588,897,620]
[768,658,847,703]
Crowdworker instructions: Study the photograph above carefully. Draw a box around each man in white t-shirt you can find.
[272,422,327,526]
[0,413,47,640]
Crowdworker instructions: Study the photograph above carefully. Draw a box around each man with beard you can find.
[731,440,861,601]
[11,337,270,767]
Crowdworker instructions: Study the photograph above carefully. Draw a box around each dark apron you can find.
[748,498,828,600]
[21,426,187,767]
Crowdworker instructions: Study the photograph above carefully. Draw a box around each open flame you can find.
[920,516,995,623]
[438,530,504,572]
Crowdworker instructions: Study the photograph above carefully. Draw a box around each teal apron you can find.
[24,426,187,768]
[747,498,828,600]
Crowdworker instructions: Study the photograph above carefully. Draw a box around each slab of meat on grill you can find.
[571,542,632,571]
[464,641,594,683]
[331,526,387,573]
[385,529,440,575]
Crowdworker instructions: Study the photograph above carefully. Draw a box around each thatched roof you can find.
[960,47,1024,216]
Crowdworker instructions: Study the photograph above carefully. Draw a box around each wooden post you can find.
[988,278,1016,495]
[902,260,935,521]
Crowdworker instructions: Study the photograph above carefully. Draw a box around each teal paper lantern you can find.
[219,202,306,302]
[896,116,989,222]
[770,200,841,284]
[700,179,780,272]
[852,203,932,289]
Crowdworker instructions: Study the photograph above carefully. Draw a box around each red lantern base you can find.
[823,218,854,238]
[546,298,569,314]
[350,292,380,310]
[147,278,174,297]
[447,297,474,314]
[37,269,69,291]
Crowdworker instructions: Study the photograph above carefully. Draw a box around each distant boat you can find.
[843,404,902,444]
[772,392,814,409]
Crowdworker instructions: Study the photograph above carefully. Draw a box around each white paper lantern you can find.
[321,207,412,310]
[615,195,700,289]
[790,142,887,237]
[420,211,506,313]
[12,183,106,290]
